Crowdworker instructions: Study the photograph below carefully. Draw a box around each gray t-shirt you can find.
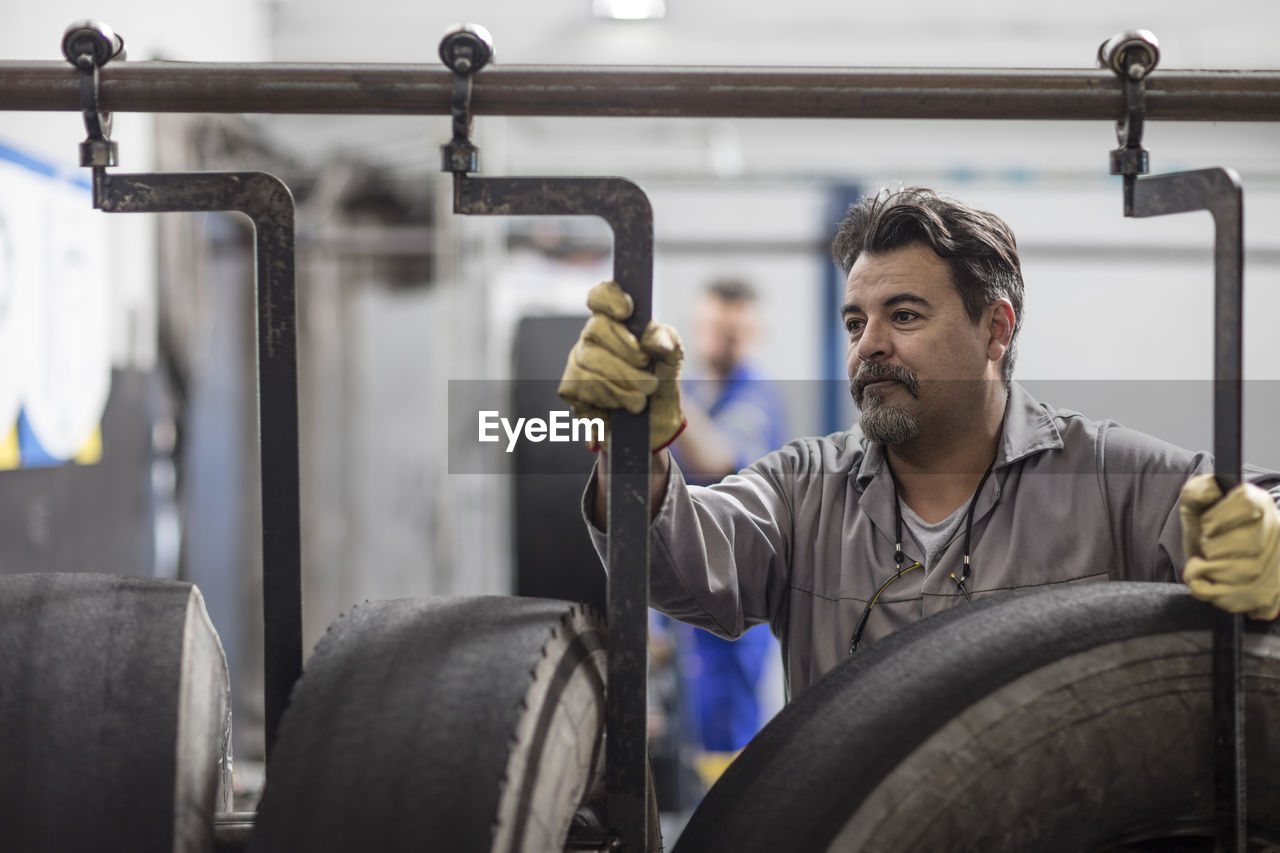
[899,500,967,572]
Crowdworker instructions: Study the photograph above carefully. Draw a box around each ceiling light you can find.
[592,0,666,20]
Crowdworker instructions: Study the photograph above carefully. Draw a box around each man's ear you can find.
[985,298,1016,362]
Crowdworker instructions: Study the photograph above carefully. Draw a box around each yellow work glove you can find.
[1179,474,1280,620]
[557,280,686,453]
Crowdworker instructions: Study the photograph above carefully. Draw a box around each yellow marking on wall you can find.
[0,424,18,470]
[73,426,103,465]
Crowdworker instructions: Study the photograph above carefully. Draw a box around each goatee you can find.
[858,406,920,444]
[850,362,921,445]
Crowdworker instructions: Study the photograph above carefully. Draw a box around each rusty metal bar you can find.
[452,173,655,852]
[1127,167,1247,853]
[95,170,303,762]
[1,61,1279,120]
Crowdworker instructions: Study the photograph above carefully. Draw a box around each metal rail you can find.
[1,61,1279,120]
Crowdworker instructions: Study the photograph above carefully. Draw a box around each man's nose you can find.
[853,320,890,363]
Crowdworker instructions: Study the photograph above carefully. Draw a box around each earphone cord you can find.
[847,455,996,655]
[950,462,995,601]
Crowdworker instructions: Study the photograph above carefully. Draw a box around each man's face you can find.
[842,243,1000,446]
[694,295,758,378]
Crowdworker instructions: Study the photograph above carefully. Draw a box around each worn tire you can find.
[0,572,232,853]
[248,596,609,852]
[673,583,1280,852]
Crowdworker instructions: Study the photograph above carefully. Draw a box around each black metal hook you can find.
[62,20,125,169]
[1114,74,1146,155]
[1098,28,1159,149]
[1098,29,1160,213]
[439,24,494,174]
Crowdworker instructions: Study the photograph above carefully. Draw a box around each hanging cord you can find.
[950,463,996,601]
[848,557,922,654]
[848,452,995,654]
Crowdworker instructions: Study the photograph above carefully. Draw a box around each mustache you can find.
[850,362,920,402]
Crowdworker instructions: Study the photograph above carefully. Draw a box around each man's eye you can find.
[892,311,918,323]
[845,318,863,334]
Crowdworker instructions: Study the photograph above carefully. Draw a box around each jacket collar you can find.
[997,381,1065,467]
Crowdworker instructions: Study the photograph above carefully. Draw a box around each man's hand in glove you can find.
[558,280,686,453]
[1180,474,1280,620]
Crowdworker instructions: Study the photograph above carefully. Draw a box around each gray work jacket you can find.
[585,383,1280,697]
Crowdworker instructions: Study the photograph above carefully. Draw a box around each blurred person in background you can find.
[673,279,787,484]
[670,280,786,786]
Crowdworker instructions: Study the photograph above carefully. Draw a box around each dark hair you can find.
[831,187,1024,384]
[706,278,757,304]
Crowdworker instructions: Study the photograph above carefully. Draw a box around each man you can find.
[669,279,786,772]
[558,186,1280,698]
[673,279,786,483]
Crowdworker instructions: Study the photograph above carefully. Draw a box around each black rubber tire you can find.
[673,583,1280,853]
[0,572,232,853]
[248,596,610,852]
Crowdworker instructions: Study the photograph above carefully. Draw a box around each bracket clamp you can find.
[439,24,494,174]
[1098,29,1159,176]
[62,20,126,168]
[1098,29,1159,212]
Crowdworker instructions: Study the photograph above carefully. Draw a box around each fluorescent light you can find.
[592,0,666,20]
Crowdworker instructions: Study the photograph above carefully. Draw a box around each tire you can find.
[0,572,232,853]
[673,583,1280,853]
[248,596,609,852]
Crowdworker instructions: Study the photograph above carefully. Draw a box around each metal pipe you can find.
[452,174,654,852]
[95,170,304,762]
[1,61,1279,120]
[1127,166,1247,853]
